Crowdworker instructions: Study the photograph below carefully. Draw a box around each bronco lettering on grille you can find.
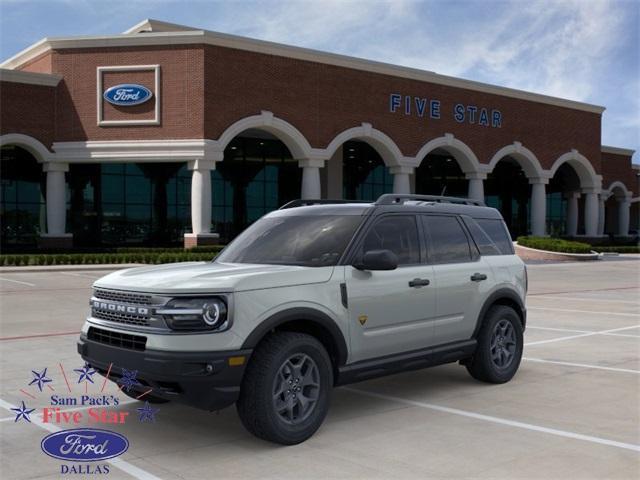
[91,300,148,316]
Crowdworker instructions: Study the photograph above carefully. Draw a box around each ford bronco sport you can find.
[78,194,526,444]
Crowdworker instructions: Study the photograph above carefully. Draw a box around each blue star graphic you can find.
[136,401,159,423]
[73,363,96,384]
[28,367,52,392]
[118,368,141,392]
[11,401,35,423]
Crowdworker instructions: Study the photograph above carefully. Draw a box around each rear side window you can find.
[360,215,420,265]
[476,219,514,254]
[463,218,501,256]
[422,215,472,264]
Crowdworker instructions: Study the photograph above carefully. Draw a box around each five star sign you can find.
[74,363,97,384]
[28,368,52,392]
[11,401,35,423]
[136,401,159,423]
[118,368,141,392]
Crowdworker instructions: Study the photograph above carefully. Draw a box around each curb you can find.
[514,243,600,262]
[0,264,142,273]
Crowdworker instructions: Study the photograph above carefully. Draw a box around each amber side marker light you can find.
[228,356,246,366]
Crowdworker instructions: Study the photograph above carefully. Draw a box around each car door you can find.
[422,214,492,346]
[345,214,436,363]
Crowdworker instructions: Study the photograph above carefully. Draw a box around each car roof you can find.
[271,197,504,220]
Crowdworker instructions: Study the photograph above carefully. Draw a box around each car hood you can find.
[93,262,335,294]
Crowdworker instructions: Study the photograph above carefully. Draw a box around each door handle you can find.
[409,278,430,288]
[470,273,488,282]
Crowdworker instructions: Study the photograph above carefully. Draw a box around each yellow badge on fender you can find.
[358,314,368,326]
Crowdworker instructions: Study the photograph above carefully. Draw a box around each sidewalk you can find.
[0,264,142,273]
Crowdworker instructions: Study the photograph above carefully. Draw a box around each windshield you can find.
[216,215,363,266]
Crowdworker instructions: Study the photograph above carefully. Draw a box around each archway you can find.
[214,130,301,240]
[322,124,402,200]
[484,145,545,238]
[0,145,46,248]
[604,182,631,236]
[485,158,531,238]
[547,163,582,236]
[414,135,481,199]
[339,140,393,200]
[549,151,600,236]
[415,150,467,197]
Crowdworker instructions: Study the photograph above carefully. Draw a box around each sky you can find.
[0,0,638,156]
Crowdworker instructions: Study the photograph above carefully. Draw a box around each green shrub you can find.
[593,246,640,254]
[517,236,593,254]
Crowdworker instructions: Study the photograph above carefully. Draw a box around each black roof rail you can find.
[375,194,485,206]
[279,199,372,209]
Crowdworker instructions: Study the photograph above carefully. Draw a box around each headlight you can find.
[156,297,229,332]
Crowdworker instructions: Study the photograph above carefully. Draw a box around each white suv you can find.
[78,194,527,444]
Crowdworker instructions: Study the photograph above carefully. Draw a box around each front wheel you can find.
[237,332,333,445]
[466,305,523,383]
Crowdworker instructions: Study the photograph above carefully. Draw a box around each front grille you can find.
[92,309,150,326]
[93,289,152,305]
[88,327,147,351]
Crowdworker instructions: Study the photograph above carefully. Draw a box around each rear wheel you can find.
[237,332,333,445]
[466,305,523,383]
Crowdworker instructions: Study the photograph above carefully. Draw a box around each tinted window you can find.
[464,218,501,256]
[476,219,514,254]
[216,215,362,266]
[423,215,472,264]
[360,215,420,265]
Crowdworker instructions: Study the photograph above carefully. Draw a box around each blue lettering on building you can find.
[389,94,501,127]
[415,97,427,117]
[390,93,402,113]
[479,108,489,126]
[430,100,440,119]
[454,103,465,123]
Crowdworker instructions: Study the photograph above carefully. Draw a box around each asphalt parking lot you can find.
[0,258,639,479]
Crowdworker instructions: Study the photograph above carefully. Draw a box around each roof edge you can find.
[601,145,635,157]
[0,68,62,87]
[0,27,606,114]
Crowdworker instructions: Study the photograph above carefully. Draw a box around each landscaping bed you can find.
[0,246,224,266]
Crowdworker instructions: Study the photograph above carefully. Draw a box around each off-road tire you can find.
[466,305,523,383]
[237,332,333,445]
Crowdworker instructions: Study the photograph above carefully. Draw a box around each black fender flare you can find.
[472,288,526,337]
[241,307,349,366]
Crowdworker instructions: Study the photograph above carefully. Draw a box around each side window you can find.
[476,219,514,254]
[360,215,420,265]
[463,218,501,256]
[422,215,472,264]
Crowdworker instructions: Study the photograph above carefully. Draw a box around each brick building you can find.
[0,19,637,249]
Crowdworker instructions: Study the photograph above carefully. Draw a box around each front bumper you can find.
[77,334,252,411]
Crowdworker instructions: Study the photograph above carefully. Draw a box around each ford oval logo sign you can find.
[103,84,152,106]
[41,428,129,462]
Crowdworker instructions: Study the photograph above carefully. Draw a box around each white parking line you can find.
[0,398,162,480]
[527,326,640,338]
[60,272,101,279]
[525,324,640,346]
[0,277,35,287]
[344,388,640,452]
[529,296,640,305]
[523,357,640,374]
[529,307,640,317]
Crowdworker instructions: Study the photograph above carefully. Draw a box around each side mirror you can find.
[354,249,398,271]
